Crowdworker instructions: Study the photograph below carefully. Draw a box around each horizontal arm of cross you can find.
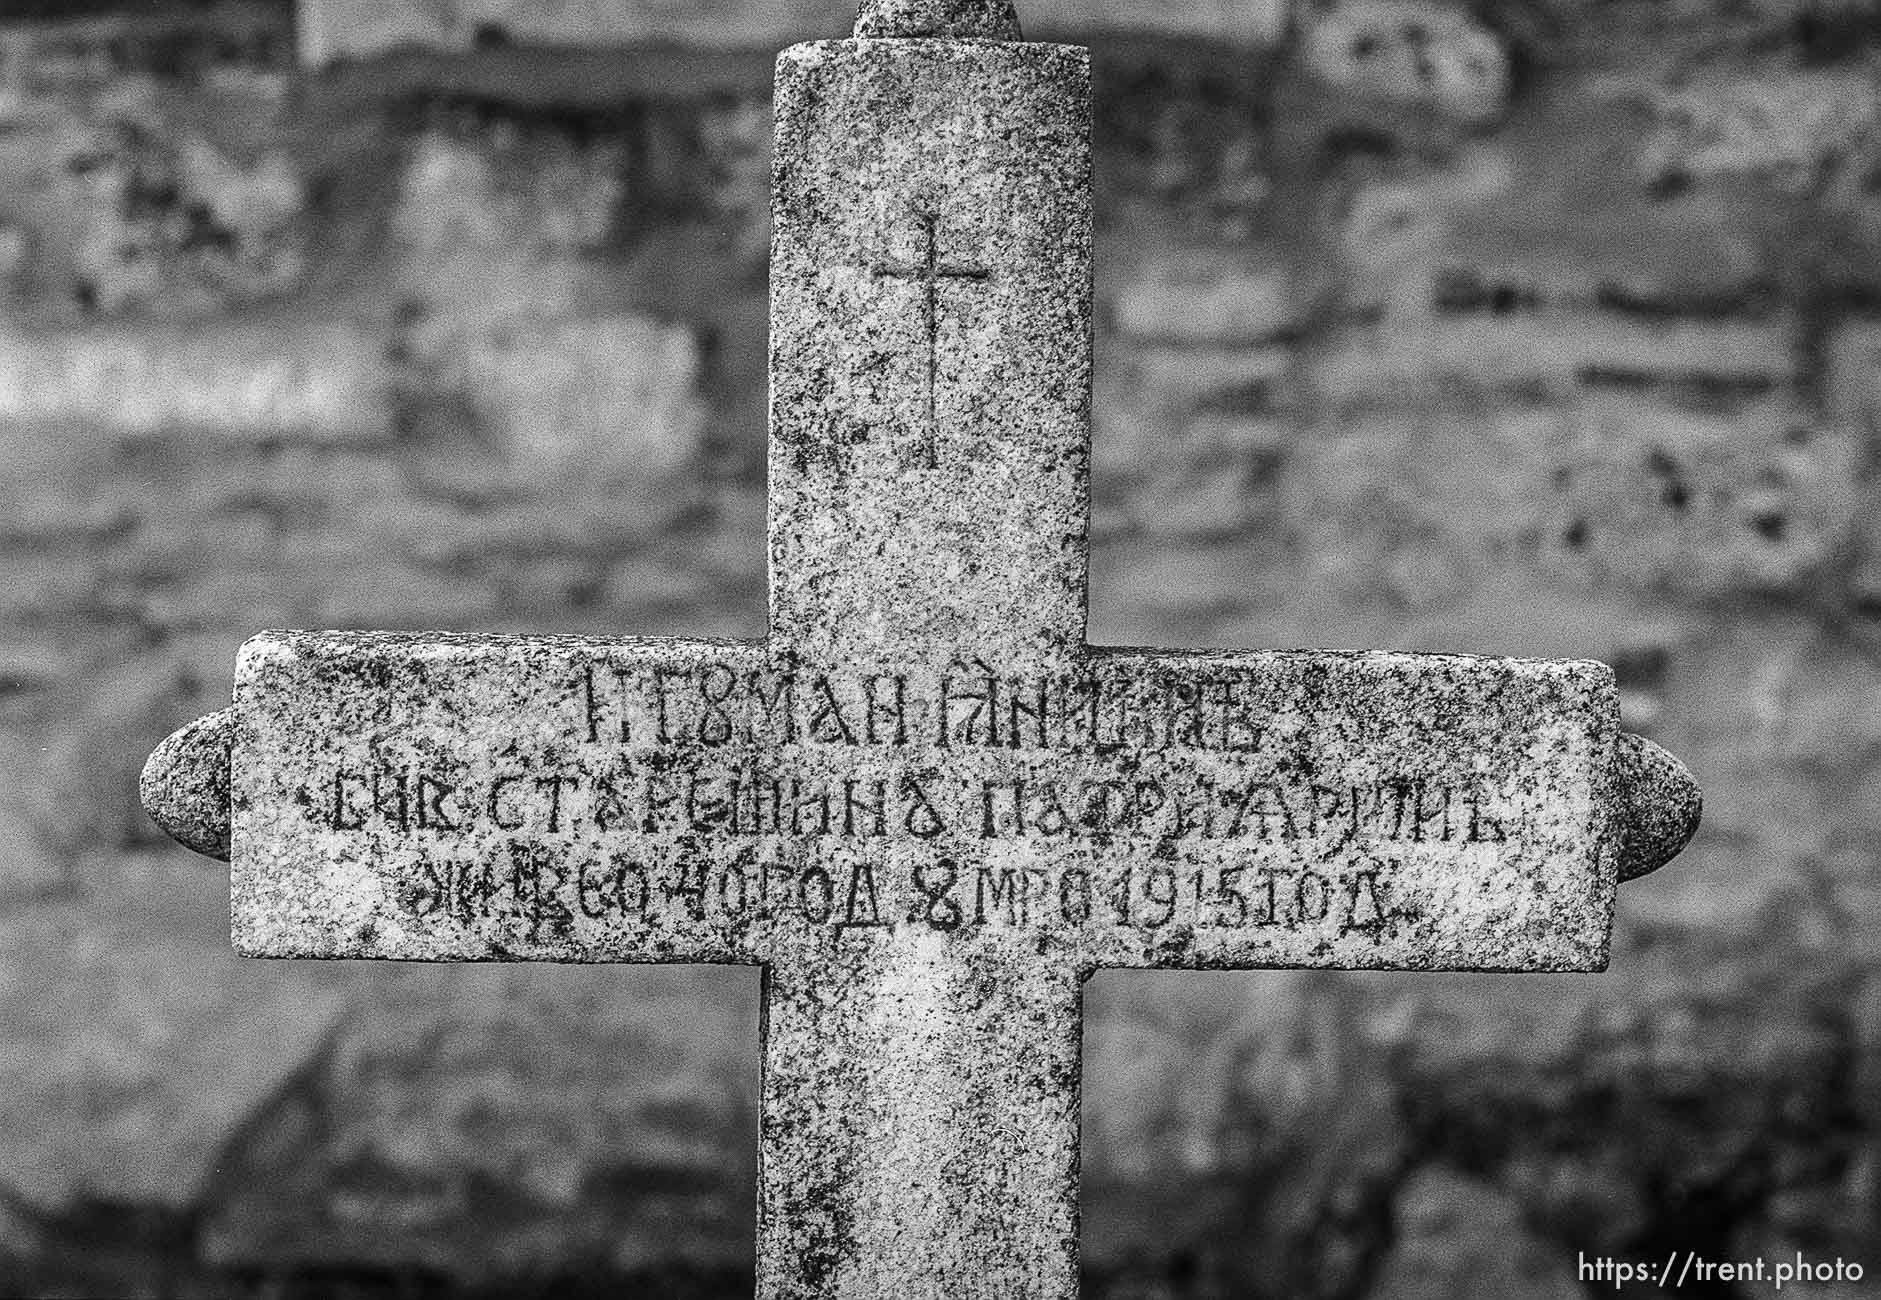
[145,633,1694,976]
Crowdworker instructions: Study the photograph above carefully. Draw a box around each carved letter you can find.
[416,775,458,831]
[841,860,886,928]
[488,775,527,831]
[331,770,368,831]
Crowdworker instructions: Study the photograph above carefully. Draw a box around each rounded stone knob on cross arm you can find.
[1613,732,1703,883]
[141,708,235,863]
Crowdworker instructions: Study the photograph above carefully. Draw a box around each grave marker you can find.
[144,2,1703,1296]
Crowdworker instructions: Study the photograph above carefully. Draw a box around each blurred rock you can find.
[1855,972,1881,1129]
[1639,70,1879,193]
[1542,394,1857,598]
[302,0,849,62]
[1113,251,1295,345]
[1278,398,1551,606]
[0,89,307,319]
[0,322,387,437]
[1500,1152,1646,1259]
[1622,827,1794,939]
[1031,0,1287,42]
[1085,973,1405,1299]
[1830,322,1881,425]
[1666,616,1881,776]
[1364,1169,1581,1300]
[394,126,623,257]
[389,279,707,513]
[0,801,66,904]
[0,850,344,1212]
[458,312,706,481]
[300,0,1289,62]
[1821,816,1881,969]
[37,655,213,859]
[1097,341,1289,477]
[1832,324,1881,607]
[1302,1,1510,126]
[1385,948,1849,1289]
[1308,309,1792,395]
[201,965,759,1279]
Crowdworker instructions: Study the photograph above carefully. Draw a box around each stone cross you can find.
[142,2,1703,1296]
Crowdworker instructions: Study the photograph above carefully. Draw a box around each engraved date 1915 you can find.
[398,846,1399,941]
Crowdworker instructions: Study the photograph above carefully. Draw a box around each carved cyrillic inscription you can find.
[393,843,1406,941]
[325,764,1510,846]
[579,662,1276,753]
[282,653,1556,952]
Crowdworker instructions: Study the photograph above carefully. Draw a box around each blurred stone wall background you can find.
[0,0,1877,1295]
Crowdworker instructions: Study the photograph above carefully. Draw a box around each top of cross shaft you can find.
[854,0,1023,39]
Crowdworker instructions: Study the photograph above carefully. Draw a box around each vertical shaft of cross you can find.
[855,0,1023,39]
[757,932,1083,1299]
[768,32,1093,667]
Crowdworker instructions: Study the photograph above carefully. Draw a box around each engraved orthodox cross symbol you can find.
[871,207,990,469]
[143,7,1701,1300]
